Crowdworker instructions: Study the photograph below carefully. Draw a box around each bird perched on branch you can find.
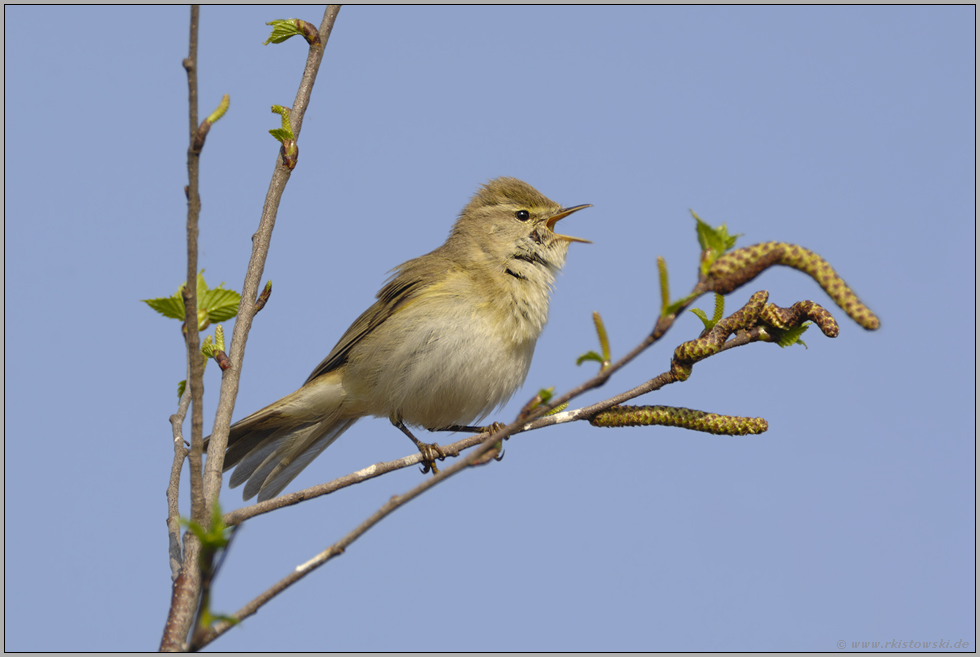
[213,177,590,501]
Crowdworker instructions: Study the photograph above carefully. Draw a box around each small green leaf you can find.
[144,271,240,328]
[201,287,241,323]
[144,296,186,320]
[193,271,210,297]
[177,380,186,400]
[264,19,304,45]
[536,388,554,406]
[692,293,726,332]
[663,291,699,318]
[692,211,739,253]
[269,105,295,143]
[690,307,712,331]
[692,210,741,275]
[182,502,230,549]
[576,351,604,366]
[201,335,216,359]
[771,323,810,348]
[213,325,226,352]
[592,311,611,365]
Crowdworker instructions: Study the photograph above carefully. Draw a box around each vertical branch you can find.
[160,6,204,651]
[203,5,341,512]
[183,4,207,528]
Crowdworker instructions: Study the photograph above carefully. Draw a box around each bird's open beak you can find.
[547,204,592,244]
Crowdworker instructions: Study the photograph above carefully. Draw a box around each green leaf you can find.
[592,311,611,365]
[692,293,726,332]
[264,19,304,45]
[771,323,810,348]
[201,287,241,323]
[690,307,712,331]
[576,351,604,366]
[213,324,226,352]
[143,296,186,320]
[177,380,186,400]
[193,270,210,297]
[663,291,699,318]
[144,271,240,327]
[692,211,739,253]
[201,335,216,359]
[269,105,295,143]
[182,501,230,549]
[692,210,741,274]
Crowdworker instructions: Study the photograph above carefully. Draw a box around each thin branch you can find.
[166,387,192,581]
[161,9,204,651]
[222,429,506,525]
[199,427,505,646]
[221,349,683,525]
[219,281,706,527]
[199,301,699,646]
[200,276,855,649]
[181,9,207,528]
[203,5,341,516]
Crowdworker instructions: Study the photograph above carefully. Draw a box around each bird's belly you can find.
[342,300,539,428]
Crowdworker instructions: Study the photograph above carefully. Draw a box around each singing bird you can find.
[213,177,590,501]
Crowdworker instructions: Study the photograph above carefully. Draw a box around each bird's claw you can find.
[416,441,447,475]
[482,421,505,435]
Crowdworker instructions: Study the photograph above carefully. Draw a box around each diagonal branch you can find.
[197,253,871,648]
[163,8,342,652]
[203,5,341,515]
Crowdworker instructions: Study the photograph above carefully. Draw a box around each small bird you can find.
[217,177,590,501]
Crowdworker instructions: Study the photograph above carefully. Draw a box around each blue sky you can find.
[4,6,975,652]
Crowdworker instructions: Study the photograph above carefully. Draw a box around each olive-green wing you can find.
[303,258,438,384]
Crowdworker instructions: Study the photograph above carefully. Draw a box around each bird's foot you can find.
[415,440,447,475]
[393,418,447,475]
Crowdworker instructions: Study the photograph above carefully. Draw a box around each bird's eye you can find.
[515,210,530,221]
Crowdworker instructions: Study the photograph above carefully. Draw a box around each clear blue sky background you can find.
[4,6,975,652]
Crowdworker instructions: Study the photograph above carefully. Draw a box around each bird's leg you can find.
[429,422,508,463]
[392,418,446,475]
[430,422,506,435]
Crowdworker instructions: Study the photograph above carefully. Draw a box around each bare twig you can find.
[161,9,205,651]
[220,362,678,527]
[166,388,192,581]
[181,8,207,529]
[203,5,342,513]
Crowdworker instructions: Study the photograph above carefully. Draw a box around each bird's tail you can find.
[211,374,356,502]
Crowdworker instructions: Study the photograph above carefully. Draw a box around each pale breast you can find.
[340,274,545,429]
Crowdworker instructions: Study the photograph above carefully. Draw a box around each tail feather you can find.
[241,418,358,501]
[224,419,313,478]
[211,373,350,501]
